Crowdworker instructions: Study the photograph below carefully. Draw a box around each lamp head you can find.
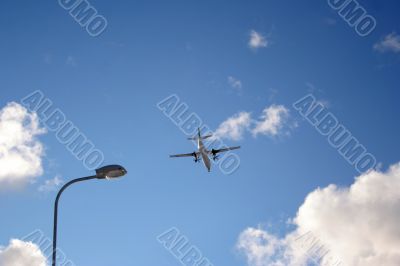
[95,165,127,179]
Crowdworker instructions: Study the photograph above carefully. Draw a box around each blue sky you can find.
[1,0,400,265]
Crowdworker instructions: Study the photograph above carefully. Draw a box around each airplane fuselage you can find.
[197,137,211,172]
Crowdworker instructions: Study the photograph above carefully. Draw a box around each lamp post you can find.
[52,165,127,266]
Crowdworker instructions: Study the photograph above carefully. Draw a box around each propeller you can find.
[192,152,201,163]
[211,149,219,161]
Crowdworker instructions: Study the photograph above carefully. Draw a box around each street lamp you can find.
[52,165,127,266]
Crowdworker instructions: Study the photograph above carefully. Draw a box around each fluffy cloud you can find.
[214,105,290,141]
[0,102,46,188]
[237,228,288,266]
[237,163,400,266]
[0,239,47,266]
[214,112,252,141]
[252,105,289,137]
[38,175,63,193]
[249,30,268,49]
[374,33,400,53]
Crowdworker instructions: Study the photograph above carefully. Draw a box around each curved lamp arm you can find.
[51,164,127,266]
[52,176,96,266]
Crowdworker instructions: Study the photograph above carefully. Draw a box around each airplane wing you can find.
[169,152,200,158]
[210,146,240,154]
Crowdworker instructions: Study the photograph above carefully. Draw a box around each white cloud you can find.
[214,105,291,141]
[38,175,63,193]
[228,76,243,91]
[249,30,268,49]
[0,239,47,266]
[0,102,46,189]
[252,105,289,137]
[237,228,288,266]
[374,33,400,53]
[214,112,252,141]
[237,163,400,266]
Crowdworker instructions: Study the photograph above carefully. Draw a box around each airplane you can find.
[169,128,240,172]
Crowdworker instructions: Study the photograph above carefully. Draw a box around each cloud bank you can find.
[237,163,400,266]
[0,102,46,189]
[0,239,47,266]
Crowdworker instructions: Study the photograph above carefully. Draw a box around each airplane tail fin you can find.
[187,134,212,140]
[187,127,213,140]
